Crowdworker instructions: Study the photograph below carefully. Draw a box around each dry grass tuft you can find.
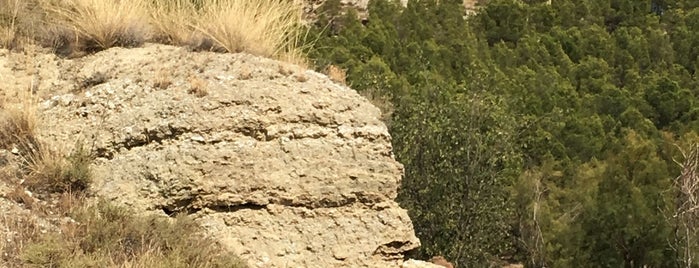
[2,0,308,64]
[0,0,21,48]
[0,89,40,161]
[0,0,44,50]
[188,76,209,97]
[19,201,247,268]
[23,142,92,194]
[0,86,91,195]
[40,0,150,53]
[325,64,346,85]
[191,0,305,60]
[147,0,200,46]
[148,0,307,63]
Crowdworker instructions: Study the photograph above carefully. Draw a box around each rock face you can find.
[33,44,420,267]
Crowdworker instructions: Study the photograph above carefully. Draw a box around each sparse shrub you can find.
[0,214,44,266]
[20,201,248,268]
[24,141,93,194]
[21,235,67,267]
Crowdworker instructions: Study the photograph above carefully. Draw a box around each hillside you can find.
[307,0,699,266]
[5,0,699,267]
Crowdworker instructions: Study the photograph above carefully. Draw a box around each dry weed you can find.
[0,89,40,160]
[18,201,247,267]
[41,0,150,52]
[325,64,346,84]
[239,65,253,80]
[153,69,173,90]
[0,212,43,265]
[23,142,92,194]
[188,76,208,97]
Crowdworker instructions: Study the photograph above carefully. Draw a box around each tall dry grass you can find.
[196,0,304,58]
[149,0,306,64]
[0,0,43,49]
[0,0,20,47]
[148,0,199,46]
[0,0,307,63]
[0,88,40,160]
[42,0,151,52]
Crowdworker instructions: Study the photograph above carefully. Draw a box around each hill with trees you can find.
[307,0,699,266]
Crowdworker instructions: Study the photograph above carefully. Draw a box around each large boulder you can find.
[35,44,420,267]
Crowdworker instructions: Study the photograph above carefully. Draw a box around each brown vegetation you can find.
[18,202,246,268]
[0,83,247,267]
[0,0,305,63]
[430,255,455,268]
[325,64,346,85]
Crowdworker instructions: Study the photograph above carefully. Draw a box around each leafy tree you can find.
[394,86,521,266]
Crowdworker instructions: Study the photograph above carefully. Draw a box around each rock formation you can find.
[26,44,421,267]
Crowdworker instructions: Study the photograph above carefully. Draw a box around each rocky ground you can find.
[0,44,448,267]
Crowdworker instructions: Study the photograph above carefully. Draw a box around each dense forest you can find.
[306,0,699,267]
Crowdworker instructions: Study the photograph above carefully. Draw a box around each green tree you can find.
[395,86,521,266]
[578,130,674,267]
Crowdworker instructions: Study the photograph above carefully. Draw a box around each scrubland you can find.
[0,0,307,266]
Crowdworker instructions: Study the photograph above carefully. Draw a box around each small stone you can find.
[41,98,58,110]
[59,94,75,106]
[191,135,206,143]
[332,246,352,260]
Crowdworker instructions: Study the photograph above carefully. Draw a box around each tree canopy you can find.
[307,0,699,266]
